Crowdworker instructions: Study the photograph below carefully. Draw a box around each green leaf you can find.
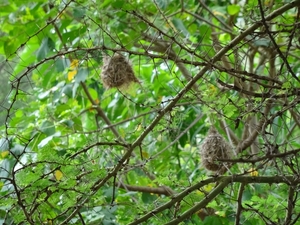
[118,32,133,48]
[40,121,55,136]
[38,90,51,99]
[282,81,291,89]
[203,216,229,224]
[55,58,70,72]
[198,24,212,40]
[103,187,115,203]
[36,37,55,61]
[111,0,125,8]
[36,61,57,88]
[0,3,17,16]
[55,104,71,117]
[62,83,73,98]
[37,132,60,148]
[171,18,190,37]
[9,116,24,127]
[10,144,25,157]
[0,159,15,178]
[155,0,169,9]
[223,104,236,118]
[4,38,18,58]
[75,68,89,83]
[227,4,240,15]
[141,192,157,204]
[73,7,86,19]
[73,117,83,131]
[12,38,39,76]
[100,0,112,8]
[0,138,10,151]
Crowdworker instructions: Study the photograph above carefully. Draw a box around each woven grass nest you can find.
[100,53,139,89]
[200,126,232,172]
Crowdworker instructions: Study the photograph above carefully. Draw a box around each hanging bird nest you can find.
[200,126,232,172]
[100,53,139,89]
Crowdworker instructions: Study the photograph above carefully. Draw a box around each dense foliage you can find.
[1,0,300,224]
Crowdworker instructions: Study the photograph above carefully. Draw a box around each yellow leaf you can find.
[1,151,9,159]
[203,184,214,192]
[137,124,142,131]
[208,84,217,96]
[70,59,79,68]
[212,10,227,19]
[142,151,149,159]
[248,168,258,176]
[68,59,79,81]
[68,70,77,81]
[0,182,3,190]
[196,190,204,196]
[54,170,63,181]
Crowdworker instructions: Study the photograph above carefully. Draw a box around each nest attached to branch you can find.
[100,53,139,89]
[200,126,232,172]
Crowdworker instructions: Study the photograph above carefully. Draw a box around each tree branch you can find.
[117,182,175,196]
[284,185,295,225]
[129,175,300,225]
[235,183,245,225]
[164,180,230,225]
